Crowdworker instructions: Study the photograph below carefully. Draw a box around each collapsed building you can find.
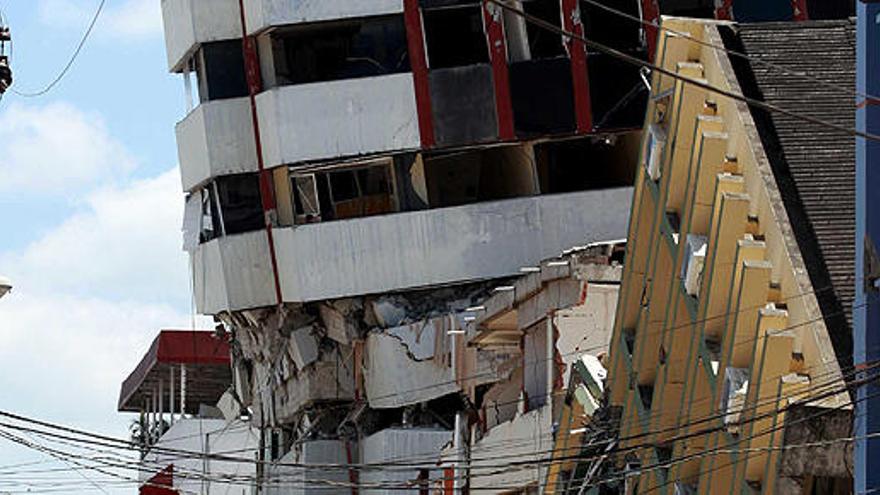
[160,0,647,491]
[156,0,859,493]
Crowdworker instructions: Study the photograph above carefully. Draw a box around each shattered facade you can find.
[160,0,644,492]
[158,1,858,494]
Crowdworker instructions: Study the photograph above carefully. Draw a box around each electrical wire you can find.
[10,0,105,98]
[580,0,880,104]
[487,0,880,144]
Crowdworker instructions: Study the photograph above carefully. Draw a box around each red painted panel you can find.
[791,0,810,20]
[238,0,283,306]
[140,465,177,495]
[483,1,515,140]
[562,0,593,133]
[641,0,661,61]
[715,0,735,20]
[156,331,230,365]
[404,0,435,148]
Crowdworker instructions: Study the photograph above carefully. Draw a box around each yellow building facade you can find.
[606,18,853,494]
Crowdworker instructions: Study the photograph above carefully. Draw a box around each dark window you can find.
[274,16,409,85]
[215,175,264,235]
[582,0,642,52]
[658,0,715,17]
[197,40,248,102]
[329,170,360,202]
[292,162,397,223]
[422,4,489,69]
[522,0,565,59]
[535,133,639,194]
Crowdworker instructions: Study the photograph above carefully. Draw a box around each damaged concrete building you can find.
[157,0,863,493]
[157,0,670,492]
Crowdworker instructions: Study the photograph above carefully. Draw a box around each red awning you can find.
[118,330,231,413]
[140,465,177,495]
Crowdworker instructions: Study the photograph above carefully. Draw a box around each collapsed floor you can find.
[215,241,626,493]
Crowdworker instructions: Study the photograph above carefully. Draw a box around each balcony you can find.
[160,0,241,71]
[175,97,256,191]
[241,0,403,36]
[191,187,633,314]
[256,74,421,167]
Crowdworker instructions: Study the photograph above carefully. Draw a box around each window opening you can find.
[521,0,565,59]
[271,16,409,86]
[422,4,490,69]
[291,160,396,223]
[214,175,264,236]
[292,174,321,224]
[195,40,248,103]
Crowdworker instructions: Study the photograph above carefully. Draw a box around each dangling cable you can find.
[10,0,105,98]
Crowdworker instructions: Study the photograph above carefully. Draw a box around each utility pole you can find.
[855,1,880,493]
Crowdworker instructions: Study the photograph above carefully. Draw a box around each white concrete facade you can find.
[176,97,256,191]
[360,428,452,495]
[242,0,404,35]
[193,230,277,314]
[140,418,259,494]
[256,74,421,168]
[191,188,633,314]
[265,440,353,495]
[161,0,241,72]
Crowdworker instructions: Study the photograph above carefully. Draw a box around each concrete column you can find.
[158,379,164,433]
[181,364,187,418]
[546,316,555,402]
[169,366,175,426]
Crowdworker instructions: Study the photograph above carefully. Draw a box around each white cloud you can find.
[2,168,191,305]
[39,0,163,41]
[0,102,136,196]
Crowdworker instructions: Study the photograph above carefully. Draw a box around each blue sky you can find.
[0,1,209,492]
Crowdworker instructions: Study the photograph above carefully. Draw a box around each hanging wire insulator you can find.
[0,56,11,94]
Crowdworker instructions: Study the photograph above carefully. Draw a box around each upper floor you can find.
[182,133,637,313]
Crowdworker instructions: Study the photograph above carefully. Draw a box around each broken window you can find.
[422,145,539,208]
[269,16,409,86]
[214,175,265,236]
[290,160,397,223]
[200,186,221,243]
[521,0,565,60]
[194,40,248,103]
[582,0,642,52]
[535,133,640,194]
[422,3,489,69]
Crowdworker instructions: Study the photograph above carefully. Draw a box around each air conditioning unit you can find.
[644,124,667,182]
[682,234,708,296]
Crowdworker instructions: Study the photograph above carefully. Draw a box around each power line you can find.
[10,0,105,98]
[487,0,880,144]
[580,0,879,103]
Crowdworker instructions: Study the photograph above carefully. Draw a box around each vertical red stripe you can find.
[483,1,515,140]
[403,0,435,148]
[791,0,809,21]
[345,441,359,495]
[641,0,661,62]
[239,0,284,307]
[443,468,455,494]
[715,0,735,20]
[562,0,592,133]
